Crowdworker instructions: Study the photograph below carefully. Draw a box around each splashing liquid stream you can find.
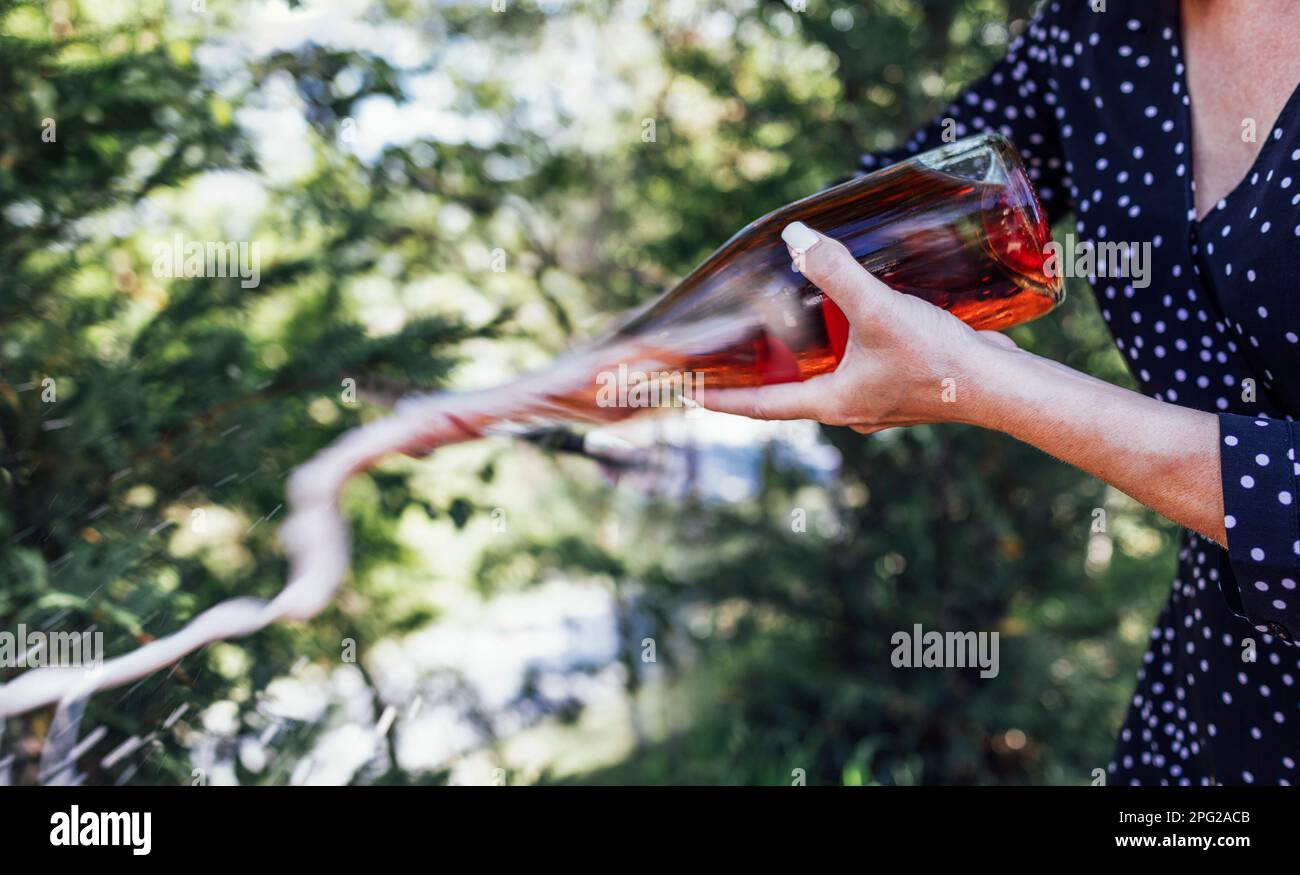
[0,133,1060,779]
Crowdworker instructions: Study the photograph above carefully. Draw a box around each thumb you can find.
[781,221,894,327]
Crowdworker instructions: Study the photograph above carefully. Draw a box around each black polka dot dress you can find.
[859,1,1300,785]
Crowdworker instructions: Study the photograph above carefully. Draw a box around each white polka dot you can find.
[942,13,1300,784]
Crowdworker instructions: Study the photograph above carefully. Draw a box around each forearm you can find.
[710,223,1229,549]
[963,345,1227,546]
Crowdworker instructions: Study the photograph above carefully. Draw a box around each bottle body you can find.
[607,132,1062,388]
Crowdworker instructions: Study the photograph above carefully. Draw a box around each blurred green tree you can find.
[0,0,1178,785]
[476,0,1177,785]
[0,0,495,783]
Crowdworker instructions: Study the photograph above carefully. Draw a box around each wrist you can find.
[946,341,1040,431]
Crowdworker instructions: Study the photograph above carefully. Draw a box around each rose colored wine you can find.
[605,132,1062,389]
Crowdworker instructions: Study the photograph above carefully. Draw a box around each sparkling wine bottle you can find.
[601,130,1062,392]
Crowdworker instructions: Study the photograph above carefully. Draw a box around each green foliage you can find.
[1,0,1176,785]
[472,0,1176,785]
[0,0,495,783]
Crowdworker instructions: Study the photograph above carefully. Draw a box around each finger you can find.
[781,221,893,325]
[976,330,1019,350]
[696,377,830,421]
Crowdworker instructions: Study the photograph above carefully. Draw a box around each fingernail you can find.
[781,221,820,251]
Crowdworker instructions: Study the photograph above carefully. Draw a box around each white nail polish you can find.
[781,221,820,251]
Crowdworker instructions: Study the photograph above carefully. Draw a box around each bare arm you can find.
[699,222,1228,546]
[966,344,1225,545]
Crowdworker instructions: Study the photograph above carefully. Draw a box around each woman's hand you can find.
[699,219,1229,546]
[698,221,1015,433]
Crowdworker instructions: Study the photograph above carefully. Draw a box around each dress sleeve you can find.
[1217,413,1300,641]
[857,4,1073,228]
